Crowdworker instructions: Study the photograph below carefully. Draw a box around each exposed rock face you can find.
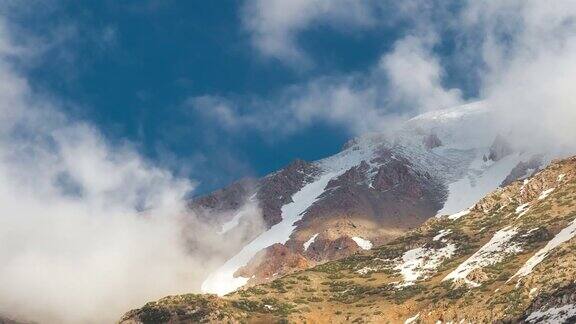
[190,178,257,214]
[234,243,310,285]
[524,283,576,315]
[423,133,442,149]
[501,155,544,187]
[256,159,321,227]
[488,134,514,161]
[190,159,320,230]
[184,159,319,255]
[231,153,447,284]
[466,268,489,284]
[302,235,362,262]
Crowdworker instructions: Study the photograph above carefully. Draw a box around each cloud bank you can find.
[241,0,384,65]
[464,0,576,150]
[0,12,263,324]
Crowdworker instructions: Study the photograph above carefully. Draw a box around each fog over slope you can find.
[0,13,263,324]
[1,1,576,323]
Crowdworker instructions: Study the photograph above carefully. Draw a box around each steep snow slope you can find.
[437,153,526,215]
[202,171,341,295]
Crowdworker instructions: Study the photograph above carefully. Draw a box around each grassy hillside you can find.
[121,157,576,324]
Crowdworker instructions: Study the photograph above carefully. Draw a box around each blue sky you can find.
[6,1,489,193]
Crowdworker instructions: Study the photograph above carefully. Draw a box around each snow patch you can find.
[513,218,576,278]
[515,203,531,219]
[558,174,566,182]
[218,194,257,234]
[356,266,378,275]
[303,233,319,251]
[395,244,456,284]
[444,227,521,285]
[219,211,244,234]
[202,171,340,295]
[433,229,452,241]
[527,304,576,323]
[516,203,530,214]
[447,209,471,220]
[538,188,555,200]
[352,236,373,250]
[405,313,420,324]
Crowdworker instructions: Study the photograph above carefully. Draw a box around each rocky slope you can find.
[190,102,551,295]
[121,153,576,323]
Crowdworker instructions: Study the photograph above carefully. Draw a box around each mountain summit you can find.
[184,102,554,297]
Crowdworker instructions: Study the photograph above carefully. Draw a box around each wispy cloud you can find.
[379,34,463,113]
[188,34,463,138]
[241,0,384,66]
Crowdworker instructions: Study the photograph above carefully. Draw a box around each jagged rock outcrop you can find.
[501,155,544,187]
[423,133,442,149]
[488,134,514,161]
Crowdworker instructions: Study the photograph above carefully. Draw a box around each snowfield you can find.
[437,153,526,216]
[351,236,373,250]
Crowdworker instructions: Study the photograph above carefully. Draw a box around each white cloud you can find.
[0,14,264,324]
[242,0,383,65]
[189,75,405,138]
[379,35,463,113]
[241,0,460,66]
[461,0,576,151]
[0,64,194,323]
[193,0,464,136]
[189,34,463,137]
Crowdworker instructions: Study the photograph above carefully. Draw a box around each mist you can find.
[0,57,264,324]
[468,1,576,153]
[0,15,266,324]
